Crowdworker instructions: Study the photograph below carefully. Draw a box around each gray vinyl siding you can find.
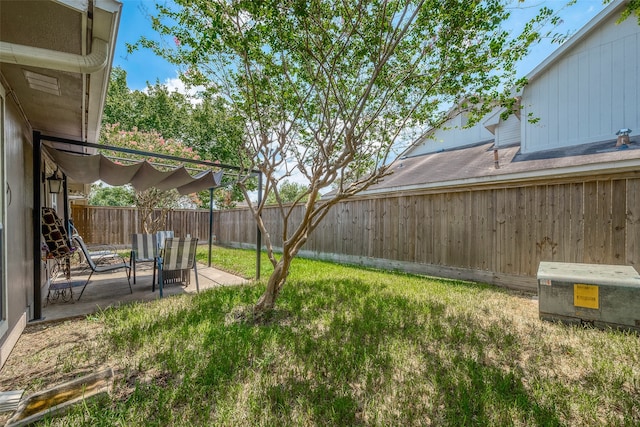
[522,12,640,154]
[494,114,520,147]
[407,114,494,156]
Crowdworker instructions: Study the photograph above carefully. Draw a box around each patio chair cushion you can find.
[41,207,73,258]
[156,237,199,297]
[130,233,158,285]
[131,233,157,261]
[162,237,197,271]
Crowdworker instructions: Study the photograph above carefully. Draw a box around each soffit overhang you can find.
[0,0,121,151]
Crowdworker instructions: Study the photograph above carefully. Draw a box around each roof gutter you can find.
[0,37,109,74]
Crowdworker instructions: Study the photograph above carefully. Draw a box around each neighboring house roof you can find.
[0,0,121,148]
[363,0,636,196]
[362,138,640,196]
[482,100,520,135]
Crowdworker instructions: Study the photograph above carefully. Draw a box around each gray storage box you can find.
[537,262,640,332]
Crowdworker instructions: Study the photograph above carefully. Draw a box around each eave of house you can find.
[0,0,122,152]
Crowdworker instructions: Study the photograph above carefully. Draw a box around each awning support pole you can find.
[62,174,70,244]
[32,131,42,321]
[208,187,213,267]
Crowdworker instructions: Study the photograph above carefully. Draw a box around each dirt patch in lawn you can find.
[0,316,112,424]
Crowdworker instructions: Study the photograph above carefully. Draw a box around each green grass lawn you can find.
[47,247,639,426]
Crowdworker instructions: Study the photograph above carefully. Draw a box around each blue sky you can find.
[113,0,607,92]
[112,0,178,91]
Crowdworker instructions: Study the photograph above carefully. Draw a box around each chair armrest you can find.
[80,243,122,265]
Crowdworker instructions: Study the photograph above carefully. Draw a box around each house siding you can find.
[0,91,35,368]
[407,114,494,156]
[495,114,520,147]
[522,11,640,153]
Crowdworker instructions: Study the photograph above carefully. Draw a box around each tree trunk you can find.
[254,256,291,313]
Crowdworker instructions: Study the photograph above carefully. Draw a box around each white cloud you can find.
[163,76,197,95]
[165,76,206,105]
[140,75,205,105]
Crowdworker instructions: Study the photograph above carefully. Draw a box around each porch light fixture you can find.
[46,167,63,194]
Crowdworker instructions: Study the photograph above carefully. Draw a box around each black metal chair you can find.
[41,207,77,302]
[73,234,131,300]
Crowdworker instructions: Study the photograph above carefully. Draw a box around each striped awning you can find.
[43,145,223,195]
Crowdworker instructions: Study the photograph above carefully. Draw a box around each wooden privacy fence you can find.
[216,172,640,291]
[73,172,640,291]
[71,206,213,247]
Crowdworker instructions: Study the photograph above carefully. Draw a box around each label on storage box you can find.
[574,284,599,309]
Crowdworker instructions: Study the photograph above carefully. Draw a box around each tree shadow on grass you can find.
[101,277,565,426]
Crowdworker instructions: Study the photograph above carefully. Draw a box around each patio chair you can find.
[68,223,121,268]
[156,230,174,251]
[41,207,77,301]
[130,233,158,285]
[72,234,132,300]
[41,207,74,269]
[156,237,199,298]
[41,207,74,261]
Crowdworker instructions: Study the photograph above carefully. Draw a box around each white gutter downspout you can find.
[0,37,109,74]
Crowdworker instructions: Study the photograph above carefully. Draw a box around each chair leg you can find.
[128,250,133,282]
[152,264,157,293]
[152,258,157,289]
[77,270,95,301]
[157,257,163,298]
[124,262,132,294]
[194,263,200,293]
[133,257,137,284]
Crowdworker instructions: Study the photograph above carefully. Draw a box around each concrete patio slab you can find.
[39,264,249,322]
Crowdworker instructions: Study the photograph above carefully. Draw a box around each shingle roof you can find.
[363,138,640,195]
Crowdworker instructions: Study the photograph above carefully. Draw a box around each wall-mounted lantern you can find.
[46,167,63,194]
